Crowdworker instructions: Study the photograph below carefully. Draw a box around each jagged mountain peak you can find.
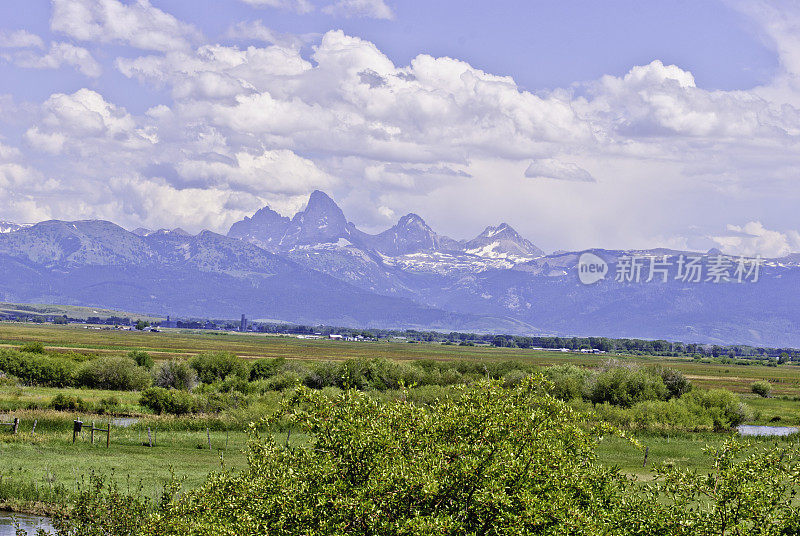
[282,190,351,247]
[465,222,543,258]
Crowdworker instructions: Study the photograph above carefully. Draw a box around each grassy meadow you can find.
[1,321,800,514]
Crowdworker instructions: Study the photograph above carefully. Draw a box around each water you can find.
[0,511,53,535]
[738,425,799,437]
[110,417,139,427]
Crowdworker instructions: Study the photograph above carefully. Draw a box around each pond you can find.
[0,511,53,535]
[110,417,140,427]
[738,425,799,437]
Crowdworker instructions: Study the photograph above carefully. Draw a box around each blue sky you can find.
[0,0,799,256]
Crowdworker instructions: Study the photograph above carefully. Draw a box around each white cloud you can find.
[4,4,800,249]
[12,42,102,77]
[0,29,44,49]
[322,0,394,19]
[239,0,314,14]
[224,21,315,49]
[50,0,201,52]
[176,149,337,195]
[525,159,595,182]
[24,127,67,154]
[712,221,800,258]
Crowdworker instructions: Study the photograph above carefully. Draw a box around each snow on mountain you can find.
[464,223,544,259]
[0,221,30,234]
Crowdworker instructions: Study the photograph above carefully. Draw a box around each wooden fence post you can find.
[147,427,152,447]
[106,423,111,448]
[91,421,95,445]
[11,418,18,435]
[32,420,37,435]
[207,427,211,450]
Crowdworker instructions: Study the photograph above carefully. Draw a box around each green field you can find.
[1,321,800,515]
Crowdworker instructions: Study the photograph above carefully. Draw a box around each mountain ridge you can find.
[2,191,799,346]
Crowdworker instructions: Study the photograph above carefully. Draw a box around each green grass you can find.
[0,417,315,513]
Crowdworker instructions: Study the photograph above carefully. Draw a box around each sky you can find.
[0,0,799,257]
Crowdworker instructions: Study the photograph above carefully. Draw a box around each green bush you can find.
[682,388,752,430]
[50,393,90,412]
[0,349,76,387]
[751,380,772,398]
[587,363,668,407]
[545,364,589,400]
[75,357,151,391]
[139,387,195,415]
[128,350,154,370]
[249,357,286,381]
[153,360,198,390]
[265,371,304,391]
[190,352,249,383]
[19,342,45,354]
[657,366,692,399]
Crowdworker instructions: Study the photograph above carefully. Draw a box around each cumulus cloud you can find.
[24,127,67,154]
[11,42,102,77]
[322,0,394,19]
[525,159,595,182]
[712,221,800,258]
[50,0,201,52]
[0,29,44,49]
[3,2,800,247]
[176,149,337,195]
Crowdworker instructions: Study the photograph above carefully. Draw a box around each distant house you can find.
[329,334,343,340]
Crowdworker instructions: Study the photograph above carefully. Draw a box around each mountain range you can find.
[1,191,799,347]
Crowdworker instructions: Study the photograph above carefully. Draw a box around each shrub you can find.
[657,366,692,399]
[265,371,304,391]
[587,363,667,407]
[99,396,121,414]
[682,389,752,430]
[128,350,154,370]
[190,352,249,383]
[249,357,286,381]
[19,342,45,354]
[139,387,195,415]
[153,360,198,391]
[75,357,151,391]
[0,349,76,387]
[751,380,772,398]
[500,369,529,388]
[545,364,589,401]
[133,379,640,534]
[50,393,89,412]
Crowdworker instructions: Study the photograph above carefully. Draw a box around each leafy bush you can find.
[129,379,637,534]
[545,364,589,400]
[0,349,76,387]
[190,352,249,383]
[139,387,195,415]
[264,371,304,391]
[50,393,89,412]
[249,357,286,381]
[682,388,752,430]
[153,360,198,391]
[657,366,692,398]
[128,350,154,370]
[19,342,45,354]
[751,380,772,398]
[75,357,151,391]
[587,363,668,407]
